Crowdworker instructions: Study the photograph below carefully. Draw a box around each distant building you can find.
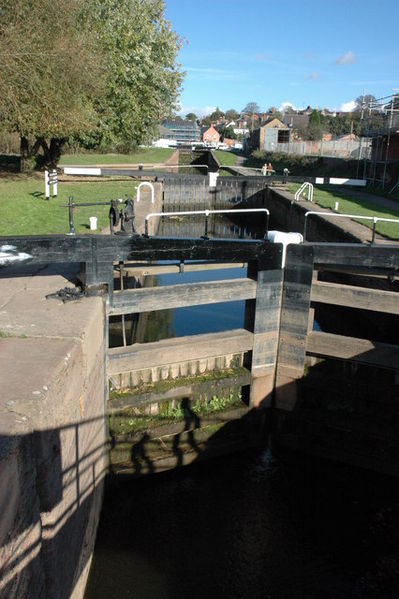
[202,125,220,145]
[247,118,290,151]
[161,117,200,143]
[282,113,310,131]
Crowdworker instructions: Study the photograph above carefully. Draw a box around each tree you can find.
[242,102,260,115]
[307,109,323,140]
[220,127,237,140]
[209,107,224,121]
[355,94,376,110]
[185,113,198,122]
[0,0,184,167]
[0,0,104,168]
[201,116,212,126]
[225,109,239,121]
[87,0,184,151]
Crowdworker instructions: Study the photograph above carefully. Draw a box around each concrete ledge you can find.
[0,267,107,599]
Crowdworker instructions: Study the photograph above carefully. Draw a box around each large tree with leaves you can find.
[0,0,104,168]
[0,0,183,167]
[87,0,183,151]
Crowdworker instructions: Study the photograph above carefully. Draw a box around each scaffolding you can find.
[357,92,399,189]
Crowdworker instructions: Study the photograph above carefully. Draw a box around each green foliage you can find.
[0,0,104,167]
[246,150,323,174]
[225,109,240,121]
[209,107,224,121]
[185,113,198,122]
[109,390,243,435]
[220,126,237,140]
[85,0,184,151]
[307,109,323,140]
[321,113,361,138]
[0,0,184,166]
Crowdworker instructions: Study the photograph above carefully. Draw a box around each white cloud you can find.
[335,51,355,65]
[306,71,320,80]
[340,100,357,112]
[279,101,297,112]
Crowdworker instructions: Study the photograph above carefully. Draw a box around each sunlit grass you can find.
[289,184,399,240]
[59,148,175,165]
[0,173,138,235]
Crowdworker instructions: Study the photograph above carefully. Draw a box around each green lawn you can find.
[59,147,175,166]
[0,174,138,235]
[213,149,239,167]
[289,184,399,240]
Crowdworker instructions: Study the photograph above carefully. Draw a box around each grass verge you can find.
[213,149,240,167]
[289,183,399,240]
[0,173,138,235]
[59,148,174,165]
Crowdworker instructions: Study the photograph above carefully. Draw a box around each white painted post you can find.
[52,170,58,197]
[209,172,218,188]
[45,170,50,199]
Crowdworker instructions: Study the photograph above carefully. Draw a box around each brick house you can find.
[202,125,220,145]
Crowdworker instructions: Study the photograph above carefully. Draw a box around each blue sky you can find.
[165,0,399,116]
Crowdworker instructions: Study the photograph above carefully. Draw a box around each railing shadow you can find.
[0,415,106,599]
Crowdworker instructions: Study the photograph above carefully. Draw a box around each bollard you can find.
[68,197,76,235]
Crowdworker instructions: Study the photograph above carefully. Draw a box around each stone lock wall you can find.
[0,265,107,599]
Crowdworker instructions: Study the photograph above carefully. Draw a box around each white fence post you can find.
[45,169,58,199]
[45,170,50,200]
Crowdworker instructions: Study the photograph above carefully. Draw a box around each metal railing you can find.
[152,164,209,171]
[137,181,155,203]
[295,182,313,202]
[145,208,270,238]
[304,211,399,243]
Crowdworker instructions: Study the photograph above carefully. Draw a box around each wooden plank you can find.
[107,370,251,412]
[306,331,399,369]
[250,266,283,407]
[115,262,247,277]
[107,328,254,375]
[109,277,256,315]
[311,281,399,314]
[275,244,314,410]
[311,243,399,270]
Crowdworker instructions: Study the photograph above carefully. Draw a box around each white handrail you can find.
[304,210,399,243]
[295,182,313,202]
[137,181,155,203]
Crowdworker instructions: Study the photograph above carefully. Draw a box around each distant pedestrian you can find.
[283,167,290,183]
[261,163,267,176]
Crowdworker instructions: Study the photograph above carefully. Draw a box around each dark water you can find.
[85,446,399,599]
